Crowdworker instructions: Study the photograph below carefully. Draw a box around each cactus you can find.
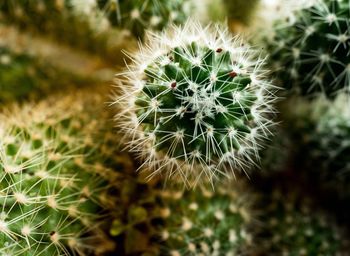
[262,0,350,97]
[0,0,127,62]
[114,21,278,186]
[0,46,88,103]
[97,0,190,39]
[0,91,124,255]
[259,189,345,255]
[283,93,350,197]
[158,182,255,255]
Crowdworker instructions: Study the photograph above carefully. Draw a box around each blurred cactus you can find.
[0,0,129,62]
[259,189,345,255]
[158,182,255,255]
[97,0,191,39]
[283,93,350,197]
[0,91,126,255]
[262,0,350,97]
[0,46,88,103]
[114,21,278,187]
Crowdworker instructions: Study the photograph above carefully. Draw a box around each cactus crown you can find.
[0,94,116,255]
[114,21,277,186]
[97,0,190,38]
[159,183,255,255]
[267,0,350,96]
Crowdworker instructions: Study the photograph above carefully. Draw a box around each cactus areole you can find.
[115,22,276,185]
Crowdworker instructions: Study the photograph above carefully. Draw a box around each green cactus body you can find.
[260,190,345,255]
[265,0,350,96]
[158,183,255,255]
[97,0,190,39]
[0,92,121,255]
[114,21,277,186]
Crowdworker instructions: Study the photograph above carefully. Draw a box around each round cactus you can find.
[114,21,277,186]
[96,0,190,39]
[158,183,255,255]
[0,92,122,255]
[259,189,345,255]
[263,0,350,96]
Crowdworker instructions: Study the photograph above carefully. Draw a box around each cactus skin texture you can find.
[0,46,85,103]
[266,0,350,97]
[158,183,255,256]
[97,0,190,39]
[260,189,345,255]
[114,21,277,187]
[0,92,121,255]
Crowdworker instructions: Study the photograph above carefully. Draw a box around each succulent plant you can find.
[96,0,190,39]
[157,182,256,256]
[0,91,125,255]
[0,0,127,62]
[0,46,87,103]
[263,0,350,97]
[259,189,346,255]
[114,21,277,186]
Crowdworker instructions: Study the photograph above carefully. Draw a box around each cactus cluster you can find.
[0,92,122,255]
[114,21,277,186]
[264,0,350,96]
[0,45,86,103]
[97,0,190,39]
[158,183,255,255]
[259,189,345,255]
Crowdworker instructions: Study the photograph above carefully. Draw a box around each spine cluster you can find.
[0,92,119,255]
[158,182,255,255]
[114,21,277,187]
[263,0,350,96]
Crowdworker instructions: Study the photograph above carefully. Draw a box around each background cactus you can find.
[0,45,89,103]
[262,0,350,97]
[0,91,126,255]
[157,182,256,255]
[281,93,350,197]
[114,21,277,186]
[97,0,191,39]
[259,188,346,255]
[0,0,130,63]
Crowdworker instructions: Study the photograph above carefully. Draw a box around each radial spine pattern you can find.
[114,21,277,186]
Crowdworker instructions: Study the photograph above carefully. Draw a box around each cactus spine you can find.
[158,183,255,255]
[114,21,277,186]
[0,92,120,255]
[97,0,190,39]
[263,0,350,96]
